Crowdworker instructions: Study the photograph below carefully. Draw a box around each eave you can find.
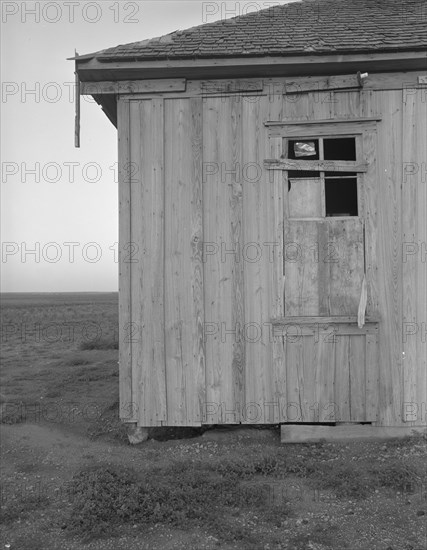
[73,49,427,130]
[75,50,427,82]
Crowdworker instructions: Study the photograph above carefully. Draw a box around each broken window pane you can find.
[325,177,358,217]
[288,178,322,218]
[324,138,356,161]
[324,171,357,177]
[288,170,320,179]
[288,139,319,160]
[295,141,316,157]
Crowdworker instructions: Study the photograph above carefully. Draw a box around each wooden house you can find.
[75,0,427,441]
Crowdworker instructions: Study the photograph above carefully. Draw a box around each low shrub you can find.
[311,462,372,499]
[79,339,118,351]
[67,461,290,540]
[369,460,422,493]
[1,493,49,524]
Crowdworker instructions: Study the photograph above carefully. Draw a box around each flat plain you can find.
[0,293,426,550]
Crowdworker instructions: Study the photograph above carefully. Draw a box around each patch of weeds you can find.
[210,456,258,479]
[15,461,39,474]
[6,532,48,550]
[312,462,372,499]
[44,389,62,398]
[384,432,427,449]
[64,357,90,367]
[67,461,287,542]
[262,502,293,527]
[283,455,318,477]
[67,465,140,539]
[79,339,118,351]
[253,454,282,476]
[0,401,27,424]
[1,493,50,524]
[86,401,128,443]
[290,524,344,549]
[369,460,423,493]
[207,516,262,547]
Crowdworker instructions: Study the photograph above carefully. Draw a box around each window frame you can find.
[282,133,364,221]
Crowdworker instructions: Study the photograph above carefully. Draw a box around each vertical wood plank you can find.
[284,222,322,316]
[363,128,379,317]
[243,96,281,423]
[317,221,330,316]
[365,331,379,421]
[130,101,142,424]
[268,96,287,423]
[334,335,351,421]
[190,98,207,425]
[229,97,245,422]
[300,335,317,421]
[328,219,365,316]
[242,97,265,424]
[286,335,302,421]
[402,88,427,426]
[414,94,427,426]
[314,334,335,421]
[375,90,403,425]
[349,336,366,420]
[332,91,362,118]
[134,99,167,426]
[203,97,236,423]
[164,98,205,426]
[402,89,417,423]
[117,98,134,422]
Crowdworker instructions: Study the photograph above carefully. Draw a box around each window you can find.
[323,138,356,161]
[288,140,319,160]
[284,136,361,219]
[325,174,358,216]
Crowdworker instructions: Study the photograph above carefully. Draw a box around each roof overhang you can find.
[73,50,426,130]
[75,50,427,82]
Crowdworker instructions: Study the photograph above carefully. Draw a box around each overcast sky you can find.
[1,0,292,293]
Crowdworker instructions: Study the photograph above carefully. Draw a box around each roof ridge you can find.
[80,0,427,63]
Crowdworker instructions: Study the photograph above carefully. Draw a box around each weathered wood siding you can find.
[117,73,426,427]
[401,87,427,427]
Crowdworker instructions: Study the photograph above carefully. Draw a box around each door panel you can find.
[279,326,379,422]
[284,218,364,316]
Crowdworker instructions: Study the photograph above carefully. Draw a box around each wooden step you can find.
[281,424,427,443]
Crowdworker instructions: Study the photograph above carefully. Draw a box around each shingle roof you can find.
[95,0,427,62]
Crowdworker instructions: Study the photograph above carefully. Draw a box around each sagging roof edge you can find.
[73,50,427,83]
[71,50,426,138]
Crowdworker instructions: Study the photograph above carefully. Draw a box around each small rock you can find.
[127,426,149,444]
[416,510,425,516]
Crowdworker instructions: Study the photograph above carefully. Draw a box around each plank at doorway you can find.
[281,424,427,443]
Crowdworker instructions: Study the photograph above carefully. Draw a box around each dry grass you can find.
[1,293,426,550]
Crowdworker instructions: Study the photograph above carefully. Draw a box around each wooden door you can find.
[266,126,379,423]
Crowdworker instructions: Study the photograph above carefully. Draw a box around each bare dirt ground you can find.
[1,293,426,550]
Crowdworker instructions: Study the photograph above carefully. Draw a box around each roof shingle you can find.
[94,0,427,62]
